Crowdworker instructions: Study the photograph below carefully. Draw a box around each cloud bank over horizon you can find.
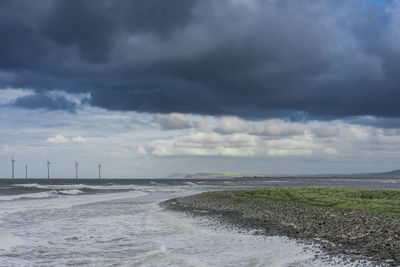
[2,103,400,177]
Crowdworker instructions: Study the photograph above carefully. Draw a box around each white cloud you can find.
[324,147,339,155]
[129,115,151,127]
[72,136,86,144]
[215,117,304,136]
[264,136,318,156]
[46,134,69,144]
[193,119,211,132]
[348,126,369,141]
[311,125,341,138]
[136,145,148,155]
[151,132,317,157]
[149,116,400,159]
[47,90,89,106]
[214,117,248,134]
[0,88,33,105]
[153,113,192,130]
[151,132,258,156]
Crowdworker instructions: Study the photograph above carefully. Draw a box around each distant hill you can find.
[166,173,189,179]
[352,169,400,178]
[377,169,400,176]
[166,169,400,179]
[311,169,400,178]
[166,172,247,179]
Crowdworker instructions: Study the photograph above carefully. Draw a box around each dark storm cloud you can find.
[41,0,118,63]
[41,0,198,62]
[1,0,400,121]
[13,93,77,113]
[0,1,50,70]
[117,0,198,35]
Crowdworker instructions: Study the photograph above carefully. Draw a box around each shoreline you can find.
[161,191,400,266]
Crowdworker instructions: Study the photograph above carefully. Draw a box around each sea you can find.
[0,177,399,267]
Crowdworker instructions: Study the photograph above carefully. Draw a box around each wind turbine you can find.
[47,160,50,179]
[75,162,79,180]
[11,156,16,180]
[98,162,101,179]
[25,164,28,179]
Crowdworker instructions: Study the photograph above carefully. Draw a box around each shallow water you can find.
[1,177,398,266]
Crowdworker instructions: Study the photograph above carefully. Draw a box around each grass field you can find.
[236,187,400,216]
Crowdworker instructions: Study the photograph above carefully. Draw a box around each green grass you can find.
[236,187,400,216]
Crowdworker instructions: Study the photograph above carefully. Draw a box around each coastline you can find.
[161,190,400,266]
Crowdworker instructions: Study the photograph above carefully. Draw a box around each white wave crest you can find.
[0,191,57,201]
[184,182,197,186]
[0,190,148,217]
[45,184,139,190]
[11,183,49,189]
[58,189,84,195]
[47,184,89,190]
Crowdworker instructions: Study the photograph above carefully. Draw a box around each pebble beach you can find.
[162,190,400,266]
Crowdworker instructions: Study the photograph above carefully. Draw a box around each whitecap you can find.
[58,189,84,195]
[11,183,48,189]
[0,190,57,201]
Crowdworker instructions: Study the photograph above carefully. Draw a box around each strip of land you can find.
[161,187,400,266]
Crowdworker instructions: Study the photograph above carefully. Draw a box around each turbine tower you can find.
[11,156,16,180]
[47,161,50,179]
[25,164,28,179]
[98,162,101,179]
[75,162,79,180]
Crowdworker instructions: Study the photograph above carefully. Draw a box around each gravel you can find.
[161,191,400,266]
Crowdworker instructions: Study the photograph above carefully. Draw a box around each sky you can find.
[1,0,400,178]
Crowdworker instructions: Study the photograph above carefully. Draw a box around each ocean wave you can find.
[12,183,128,190]
[46,184,139,191]
[0,191,57,201]
[2,183,145,202]
[184,182,197,186]
[11,183,49,189]
[48,184,90,190]
[0,190,148,217]
[74,184,137,190]
[0,189,84,201]
[58,189,84,195]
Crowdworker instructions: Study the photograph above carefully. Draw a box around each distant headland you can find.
[166,169,400,179]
